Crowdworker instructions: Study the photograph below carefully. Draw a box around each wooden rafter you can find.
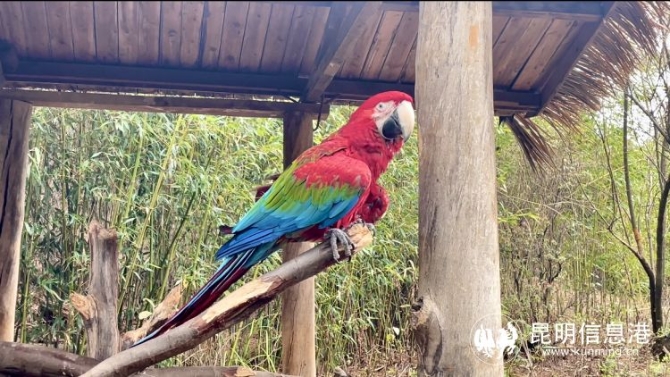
[301,1,383,102]
[2,60,541,112]
[0,89,331,118]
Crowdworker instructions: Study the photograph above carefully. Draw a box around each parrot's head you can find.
[349,91,416,145]
[330,91,416,178]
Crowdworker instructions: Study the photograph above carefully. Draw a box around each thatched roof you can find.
[503,1,670,169]
[0,2,667,168]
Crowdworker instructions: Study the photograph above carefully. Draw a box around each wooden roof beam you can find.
[2,60,540,113]
[535,2,617,116]
[492,2,608,21]
[267,2,607,21]
[301,1,383,103]
[0,89,331,119]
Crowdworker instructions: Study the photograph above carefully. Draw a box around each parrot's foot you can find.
[327,228,354,261]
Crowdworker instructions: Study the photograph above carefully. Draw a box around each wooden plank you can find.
[70,2,96,61]
[538,2,615,110]
[298,6,329,75]
[238,2,272,72]
[259,4,295,73]
[0,2,28,56]
[159,1,182,66]
[360,10,404,80]
[338,10,383,79]
[492,16,509,46]
[118,1,140,64]
[377,11,418,81]
[19,2,51,59]
[492,17,533,61]
[0,89,331,118]
[200,1,226,69]
[494,18,552,87]
[280,5,316,74]
[400,37,416,83]
[0,98,32,342]
[302,2,383,102]
[137,2,161,65]
[0,3,10,41]
[179,1,205,67]
[93,1,119,63]
[512,19,576,91]
[45,2,75,61]
[302,3,354,88]
[492,1,605,21]
[218,1,249,70]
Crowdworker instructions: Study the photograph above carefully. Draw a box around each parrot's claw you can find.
[365,223,376,236]
[350,218,376,236]
[327,228,354,262]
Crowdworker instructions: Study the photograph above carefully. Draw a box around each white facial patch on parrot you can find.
[373,100,416,141]
[395,100,415,140]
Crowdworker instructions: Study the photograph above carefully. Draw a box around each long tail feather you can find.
[132,250,255,347]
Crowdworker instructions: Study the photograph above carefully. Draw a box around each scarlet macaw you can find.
[134,91,415,346]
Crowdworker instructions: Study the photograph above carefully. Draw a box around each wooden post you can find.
[70,220,121,359]
[0,99,31,342]
[413,2,503,376]
[280,111,316,377]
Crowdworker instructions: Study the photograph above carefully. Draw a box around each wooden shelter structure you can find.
[0,1,667,376]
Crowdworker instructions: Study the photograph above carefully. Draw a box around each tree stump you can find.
[70,221,121,359]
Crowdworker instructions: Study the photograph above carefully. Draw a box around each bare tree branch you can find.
[121,284,184,351]
[79,223,374,377]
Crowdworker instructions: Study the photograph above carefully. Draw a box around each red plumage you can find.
[237,90,411,240]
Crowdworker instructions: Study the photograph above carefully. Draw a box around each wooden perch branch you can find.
[121,284,184,350]
[0,341,294,377]
[0,341,97,376]
[69,220,120,359]
[80,223,374,377]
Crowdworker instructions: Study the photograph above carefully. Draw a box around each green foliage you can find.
[17,100,667,374]
[18,106,418,372]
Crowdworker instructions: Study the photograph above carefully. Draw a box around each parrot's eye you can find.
[376,103,387,111]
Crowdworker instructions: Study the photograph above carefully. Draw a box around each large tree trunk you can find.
[281,111,316,377]
[413,2,503,376]
[0,99,32,342]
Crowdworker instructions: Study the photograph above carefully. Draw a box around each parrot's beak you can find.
[382,100,415,141]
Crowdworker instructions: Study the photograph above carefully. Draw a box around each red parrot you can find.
[134,91,415,346]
